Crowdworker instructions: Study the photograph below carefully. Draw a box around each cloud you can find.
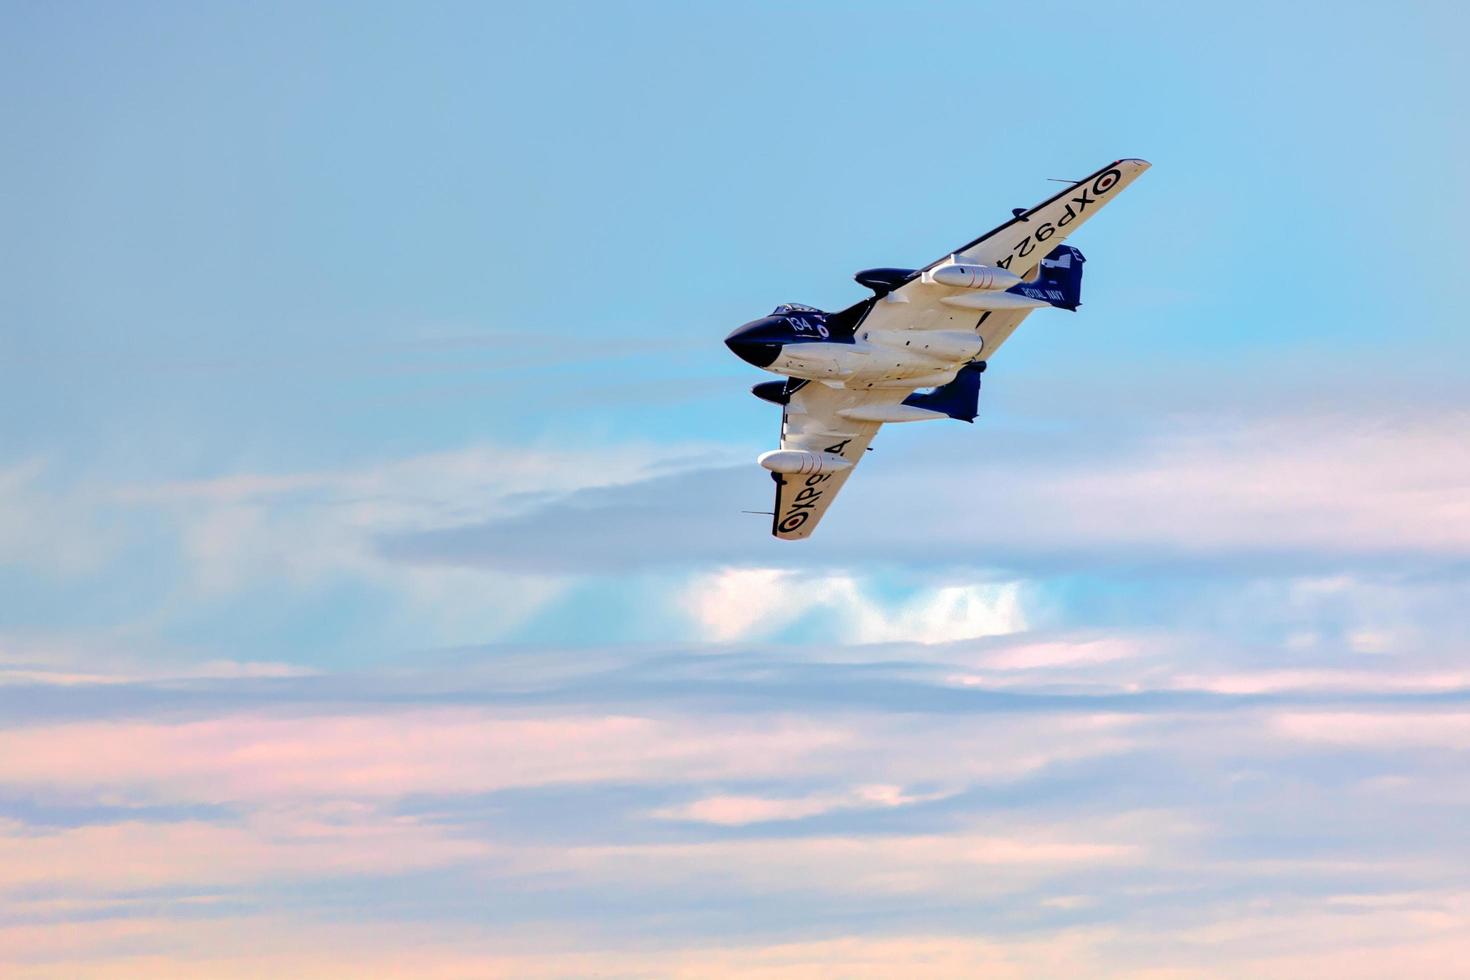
[0,659,314,687]
[981,637,1143,671]
[0,632,323,687]
[380,409,1470,574]
[0,696,1151,814]
[6,439,749,650]
[0,808,487,892]
[0,459,121,576]
[652,784,954,826]
[9,905,1470,979]
[135,442,732,624]
[1272,712,1470,749]
[545,821,1154,897]
[1170,670,1470,695]
[3,635,1470,976]
[681,568,1027,644]
[683,568,793,642]
[0,920,1118,979]
[0,710,857,804]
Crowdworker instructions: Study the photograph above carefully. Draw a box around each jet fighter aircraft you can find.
[725,158,1150,539]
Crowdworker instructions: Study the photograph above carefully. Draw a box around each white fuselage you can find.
[764,327,983,389]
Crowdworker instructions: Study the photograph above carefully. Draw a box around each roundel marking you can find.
[778,512,809,533]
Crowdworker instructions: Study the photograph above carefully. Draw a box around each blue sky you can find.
[3,1,1470,975]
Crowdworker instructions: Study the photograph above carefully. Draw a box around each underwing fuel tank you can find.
[757,450,853,475]
[924,263,1025,290]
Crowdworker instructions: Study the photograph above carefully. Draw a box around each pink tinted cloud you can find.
[0,809,487,893]
[536,818,1160,898]
[0,920,1107,979]
[0,928,1111,980]
[0,711,854,803]
[0,818,1143,902]
[1272,711,1470,748]
[981,637,1146,671]
[0,706,1145,807]
[1174,670,1470,695]
[9,907,1470,980]
[652,784,954,826]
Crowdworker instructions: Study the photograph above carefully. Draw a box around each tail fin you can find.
[1009,244,1085,311]
[902,361,985,423]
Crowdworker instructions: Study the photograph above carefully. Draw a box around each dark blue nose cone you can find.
[724,316,785,369]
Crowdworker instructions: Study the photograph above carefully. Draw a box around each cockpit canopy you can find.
[770,303,822,316]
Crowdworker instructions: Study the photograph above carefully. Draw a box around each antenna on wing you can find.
[1046,177,1081,183]
[741,510,775,516]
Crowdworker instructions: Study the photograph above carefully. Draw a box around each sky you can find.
[2,0,1469,975]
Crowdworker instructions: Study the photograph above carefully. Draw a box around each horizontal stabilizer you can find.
[902,361,984,423]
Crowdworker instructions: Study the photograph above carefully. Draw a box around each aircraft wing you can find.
[936,158,1151,277]
[853,159,1151,355]
[770,382,902,540]
[765,159,1150,539]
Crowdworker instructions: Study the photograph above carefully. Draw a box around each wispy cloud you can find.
[0,710,854,804]
[380,408,1470,575]
[0,808,488,892]
[651,784,955,826]
[2,439,749,653]
[1273,711,1470,748]
[2,623,1470,975]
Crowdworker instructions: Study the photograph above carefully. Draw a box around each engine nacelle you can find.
[924,263,1024,291]
[854,267,918,295]
[750,381,792,405]
[757,450,853,476]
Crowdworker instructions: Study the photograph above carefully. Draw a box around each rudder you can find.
[1009,244,1085,311]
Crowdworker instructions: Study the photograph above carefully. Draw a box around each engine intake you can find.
[854,268,918,295]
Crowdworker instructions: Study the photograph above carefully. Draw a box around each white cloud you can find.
[141,441,735,600]
[683,568,1027,645]
[12,440,743,647]
[1171,670,1470,696]
[848,581,1028,644]
[148,442,742,645]
[683,568,793,642]
[885,410,1470,560]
